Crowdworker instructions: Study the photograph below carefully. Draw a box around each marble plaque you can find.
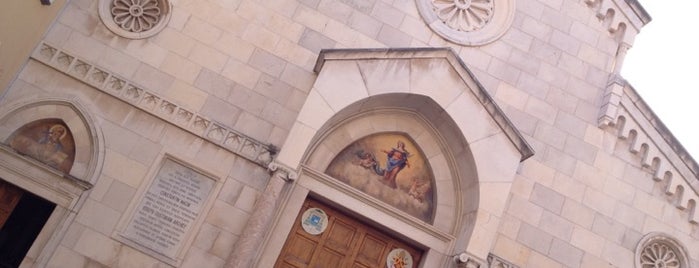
[123,159,215,258]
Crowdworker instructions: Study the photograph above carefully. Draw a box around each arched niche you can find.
[261,48,533,267]
[0,96,104,184]
[0,95,104,266]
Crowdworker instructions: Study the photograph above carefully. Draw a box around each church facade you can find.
[0,0,696,267]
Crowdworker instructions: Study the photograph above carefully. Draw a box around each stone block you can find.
[248,49,287,77]
[48,246,87,268]
[551,173,585,202]
[242,23,281,53]
[214,32,255,63]
[533,123,567,151]
[530,183,565,214]
[524,95,557,125]
[539,211,574,240]
[495,82,528,110]
[592,214,626,244]
[98,46,140,79]
[563,136,597,165]
[205,200,250,235]
[114,245,160,268]
[273,39,316,70]
[570,226,604,257]
[526,250,562,268]
[516,222,552,254]
[371,1,404,28]
[492,235,530,266]
[123,39,169,68]
[167,80,209,111]
[541,147,576,177]
[540,7,572,32]
[487,58,521,85]
[580,252,614,268]
[151,27,196,57]
[58,4,99,36]
[293,4,329,32]
[507,195,544,226]
[75,199,121,236]
[509,48,540,76]
[347,10,382,38]
[102,180,136,212]
[102,150,148,188]
[376,25,412,47]
[131,63,175,94]
[548,238,583,267]
[181,246,225,268]
[188,44,228,73]
[601,240,634,268]
[73,228,121,266]
[280,64,316,93]
[160,53,202,84]
[221,59,262,89]
[182,17,222,45]
[317,0,353,23]
[210,230,239,260]
[561,198,595,229]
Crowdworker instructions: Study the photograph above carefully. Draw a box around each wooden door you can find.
[0,180,23,229]
[275,198,423,268]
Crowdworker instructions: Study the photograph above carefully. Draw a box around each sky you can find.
[621,1,699,160]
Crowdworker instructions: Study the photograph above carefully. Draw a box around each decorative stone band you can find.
[31,42,275,168]
[599,77,699,225]
[487,253,518,268]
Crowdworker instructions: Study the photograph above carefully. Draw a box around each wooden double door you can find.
[275,198,423,268]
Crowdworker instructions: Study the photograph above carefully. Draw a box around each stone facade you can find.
[0,0,696,267]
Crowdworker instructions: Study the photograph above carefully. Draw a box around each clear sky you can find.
[621,1,699,160]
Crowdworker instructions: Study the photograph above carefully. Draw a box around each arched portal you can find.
[0,96,104,266]
[258,48,533,267]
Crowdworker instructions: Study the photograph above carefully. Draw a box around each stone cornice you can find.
[31,42,275,168]
[598,76,699,224]
[314,47,535,162]
[583,0,651,44]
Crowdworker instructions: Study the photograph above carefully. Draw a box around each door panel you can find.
[275,198,423,268]
[0,180,23,229]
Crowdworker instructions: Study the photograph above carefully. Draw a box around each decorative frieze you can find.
[31,42,275,167]
[598,77,699,225]
[488,253,518,268]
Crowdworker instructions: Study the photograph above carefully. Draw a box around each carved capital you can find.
[268,161,298,181]
[454,252,484,268]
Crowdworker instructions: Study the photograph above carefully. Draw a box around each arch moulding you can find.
[0,94,105,266]
[262,48,533,267]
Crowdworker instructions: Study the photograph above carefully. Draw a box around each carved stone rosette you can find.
[98,0,171,39]
[635,233,690,268]
[416,0,514,45]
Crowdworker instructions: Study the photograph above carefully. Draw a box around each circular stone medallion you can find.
[386,248,413,268]
[98,0,172,39]
[416,0,515,45]
[301,208,328,235]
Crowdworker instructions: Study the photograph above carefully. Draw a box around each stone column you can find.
[225,162,297,268]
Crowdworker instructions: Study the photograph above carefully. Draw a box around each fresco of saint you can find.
[7,120,75,174]
[325,133,434,222]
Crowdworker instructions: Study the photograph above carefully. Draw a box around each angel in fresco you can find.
[354,140,411,189]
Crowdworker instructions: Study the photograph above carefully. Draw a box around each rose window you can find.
[98,0,171,39]
[640,242,681,268]
[415,0,514,46]
[111,0,161,33]
[432,0,494,32]
[635,233,689,268]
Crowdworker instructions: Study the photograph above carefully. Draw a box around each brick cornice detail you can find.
[599,77,699,225]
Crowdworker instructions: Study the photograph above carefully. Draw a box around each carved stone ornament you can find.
[416,0,514,45]
[635,233,690,268]
[98,0,171,39]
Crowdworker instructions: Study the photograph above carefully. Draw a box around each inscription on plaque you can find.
[123,159,215,258]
